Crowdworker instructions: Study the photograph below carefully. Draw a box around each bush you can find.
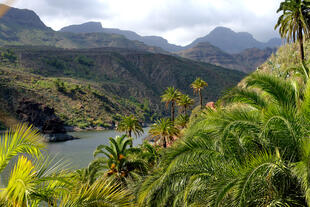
[1,49,17,63]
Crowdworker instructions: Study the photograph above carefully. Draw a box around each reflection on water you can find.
[46,127,150,169]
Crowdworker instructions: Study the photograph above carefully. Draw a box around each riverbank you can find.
[65,122,153,132]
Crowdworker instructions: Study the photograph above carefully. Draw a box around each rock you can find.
[16,99,77,142]
[44,133,78,142]
[16,99,66,134]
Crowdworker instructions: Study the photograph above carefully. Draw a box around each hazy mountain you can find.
[0,4,51,30]
[60,22,183,52]
[178,42,277,73]
[186,27,282,54]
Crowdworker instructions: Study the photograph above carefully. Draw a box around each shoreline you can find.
[65,123,153,133]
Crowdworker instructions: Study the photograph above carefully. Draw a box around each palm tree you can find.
[175,114,189,129]
[136,71,310,206]
[117,115,143,147]
[191,77,208,109]
[275,0,310,61]
[60,177,132,207]
[0,124,74,206]
[92,135,147,183]
[149,118,179,148]
[177,93,194,115]
[161,87,180,122]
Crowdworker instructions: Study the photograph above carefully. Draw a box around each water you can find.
[46,127,150,169]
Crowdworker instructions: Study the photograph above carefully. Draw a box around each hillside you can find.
[0,46,245,129]
[177,42,277,73]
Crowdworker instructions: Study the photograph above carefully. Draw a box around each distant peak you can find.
[210,26,235,34]
[60,21,103,33]
[81,21,102,27]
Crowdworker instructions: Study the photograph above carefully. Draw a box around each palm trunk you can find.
[171,101,175,122]
[163,136,167,148]
[199,90,203,109]
[184,106,187,115]
[299,24,305,61]
[129,130,133,148]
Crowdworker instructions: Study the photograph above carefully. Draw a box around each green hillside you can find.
[0,46,245,129]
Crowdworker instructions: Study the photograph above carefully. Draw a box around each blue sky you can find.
[11,0,282,46]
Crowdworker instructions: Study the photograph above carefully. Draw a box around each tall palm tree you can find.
[191,77,208,109]
[275,0,310,61]
[117,115,143,147]
[149,118,179,148]
[177,93,194,115]
[161,87,180,122]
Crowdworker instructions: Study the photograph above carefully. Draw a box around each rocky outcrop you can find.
[16,99,77,142]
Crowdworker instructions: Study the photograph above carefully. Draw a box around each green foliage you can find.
[275,0,310,60]
[149,118,179,148]
[161,87,181,122]
[0,49,17,64]
[135,66,310,206]
[54,78,66,92]
[90,135,148,185]
[117,115,144,139]
[45,57,66,69]
[191,77,208,108]
[75,55,94,67]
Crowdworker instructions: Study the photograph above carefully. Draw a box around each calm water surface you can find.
[46,127,150,169]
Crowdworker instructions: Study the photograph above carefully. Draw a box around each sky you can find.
[9,0,282,46]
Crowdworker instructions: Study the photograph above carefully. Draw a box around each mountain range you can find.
[59,21,282,72]
[60,22,282,54]
[0,4,277,128]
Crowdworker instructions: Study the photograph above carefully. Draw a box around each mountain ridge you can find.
[177,42,277,73]
[60,22,282,53]
[186,26,282,54]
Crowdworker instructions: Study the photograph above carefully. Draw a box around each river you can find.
[46,127,150,169]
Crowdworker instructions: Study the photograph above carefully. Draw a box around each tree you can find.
[117,115,143,147]
[161,87,180,122]
[175,114,190,129]
[275,0,310,61]
[0,124,74,206]
[92,135,147,184]
[136,71,310,206]
[149,118,179,148]
[191,77,208,109]
[176,93,194,115]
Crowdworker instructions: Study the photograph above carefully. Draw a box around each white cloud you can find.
[9,0,283,46]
